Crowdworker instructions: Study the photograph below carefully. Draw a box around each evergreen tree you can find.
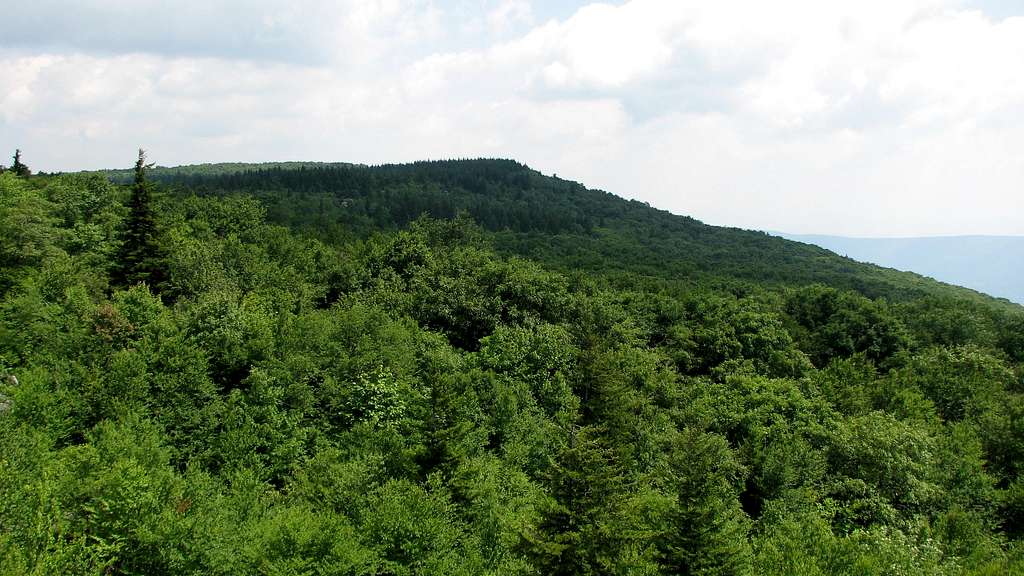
[655,430,753,576]
[113,149,165,289]
[10,149,30,177]
[522,426,629,576]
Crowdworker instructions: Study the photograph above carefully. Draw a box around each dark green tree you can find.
[655,430,753,576]
[521,426,629,576]
[10,149,30,177]
[113,149,165,289]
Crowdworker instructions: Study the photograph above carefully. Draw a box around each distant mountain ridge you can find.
[85,158,1020,313]
[776,233,1024,304]
[86,161,360,181]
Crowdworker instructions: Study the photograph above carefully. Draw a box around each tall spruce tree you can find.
[10,149,30,177]
[655,430,753,576]
[522,426,630,576]
[113,149,165,289]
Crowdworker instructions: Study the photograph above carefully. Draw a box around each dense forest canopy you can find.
[1,158,1023,574]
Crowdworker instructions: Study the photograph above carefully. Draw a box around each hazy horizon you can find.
[777,231,1024,304]
[775,231,1024,240]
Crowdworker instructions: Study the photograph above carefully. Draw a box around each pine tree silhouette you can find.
[10,149,31,177]
[113,149,165,289]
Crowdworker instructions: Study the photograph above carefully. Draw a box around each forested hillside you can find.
[124,159,1013,307]
[2,158,1024,574]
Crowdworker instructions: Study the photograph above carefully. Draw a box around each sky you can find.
[2,0,1023,237]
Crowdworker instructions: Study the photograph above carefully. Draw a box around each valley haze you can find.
[777,233,1024,305]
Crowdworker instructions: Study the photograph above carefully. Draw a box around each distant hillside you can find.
[87,161,360,181]
[778,233,1024,305]
[127,159,1017,310]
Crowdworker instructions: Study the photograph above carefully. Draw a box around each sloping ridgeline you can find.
[118,158,1015,306]
[2,161,1023,574]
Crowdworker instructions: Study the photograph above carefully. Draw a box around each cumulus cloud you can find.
[487,0,535,35]
[3,0,1024,235]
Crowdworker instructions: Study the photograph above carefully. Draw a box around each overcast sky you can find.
[3,0,1023,236]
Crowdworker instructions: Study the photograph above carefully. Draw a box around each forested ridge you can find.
[2,156,1024,574]
[103,159,1017,306]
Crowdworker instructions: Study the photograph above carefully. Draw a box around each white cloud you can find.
[487,0,534,35]
[534,2,681,88]
[3,0,1024,235]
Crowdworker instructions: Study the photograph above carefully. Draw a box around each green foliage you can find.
[786,284,911,367]
[890,345,1014,423]
[522,426,631,576]
[652,429,753,576]
[0,173,60,293]
[826,412,944,527]
[112,150,166,290]
[1,159,1022,573]
[10,149,31,177]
